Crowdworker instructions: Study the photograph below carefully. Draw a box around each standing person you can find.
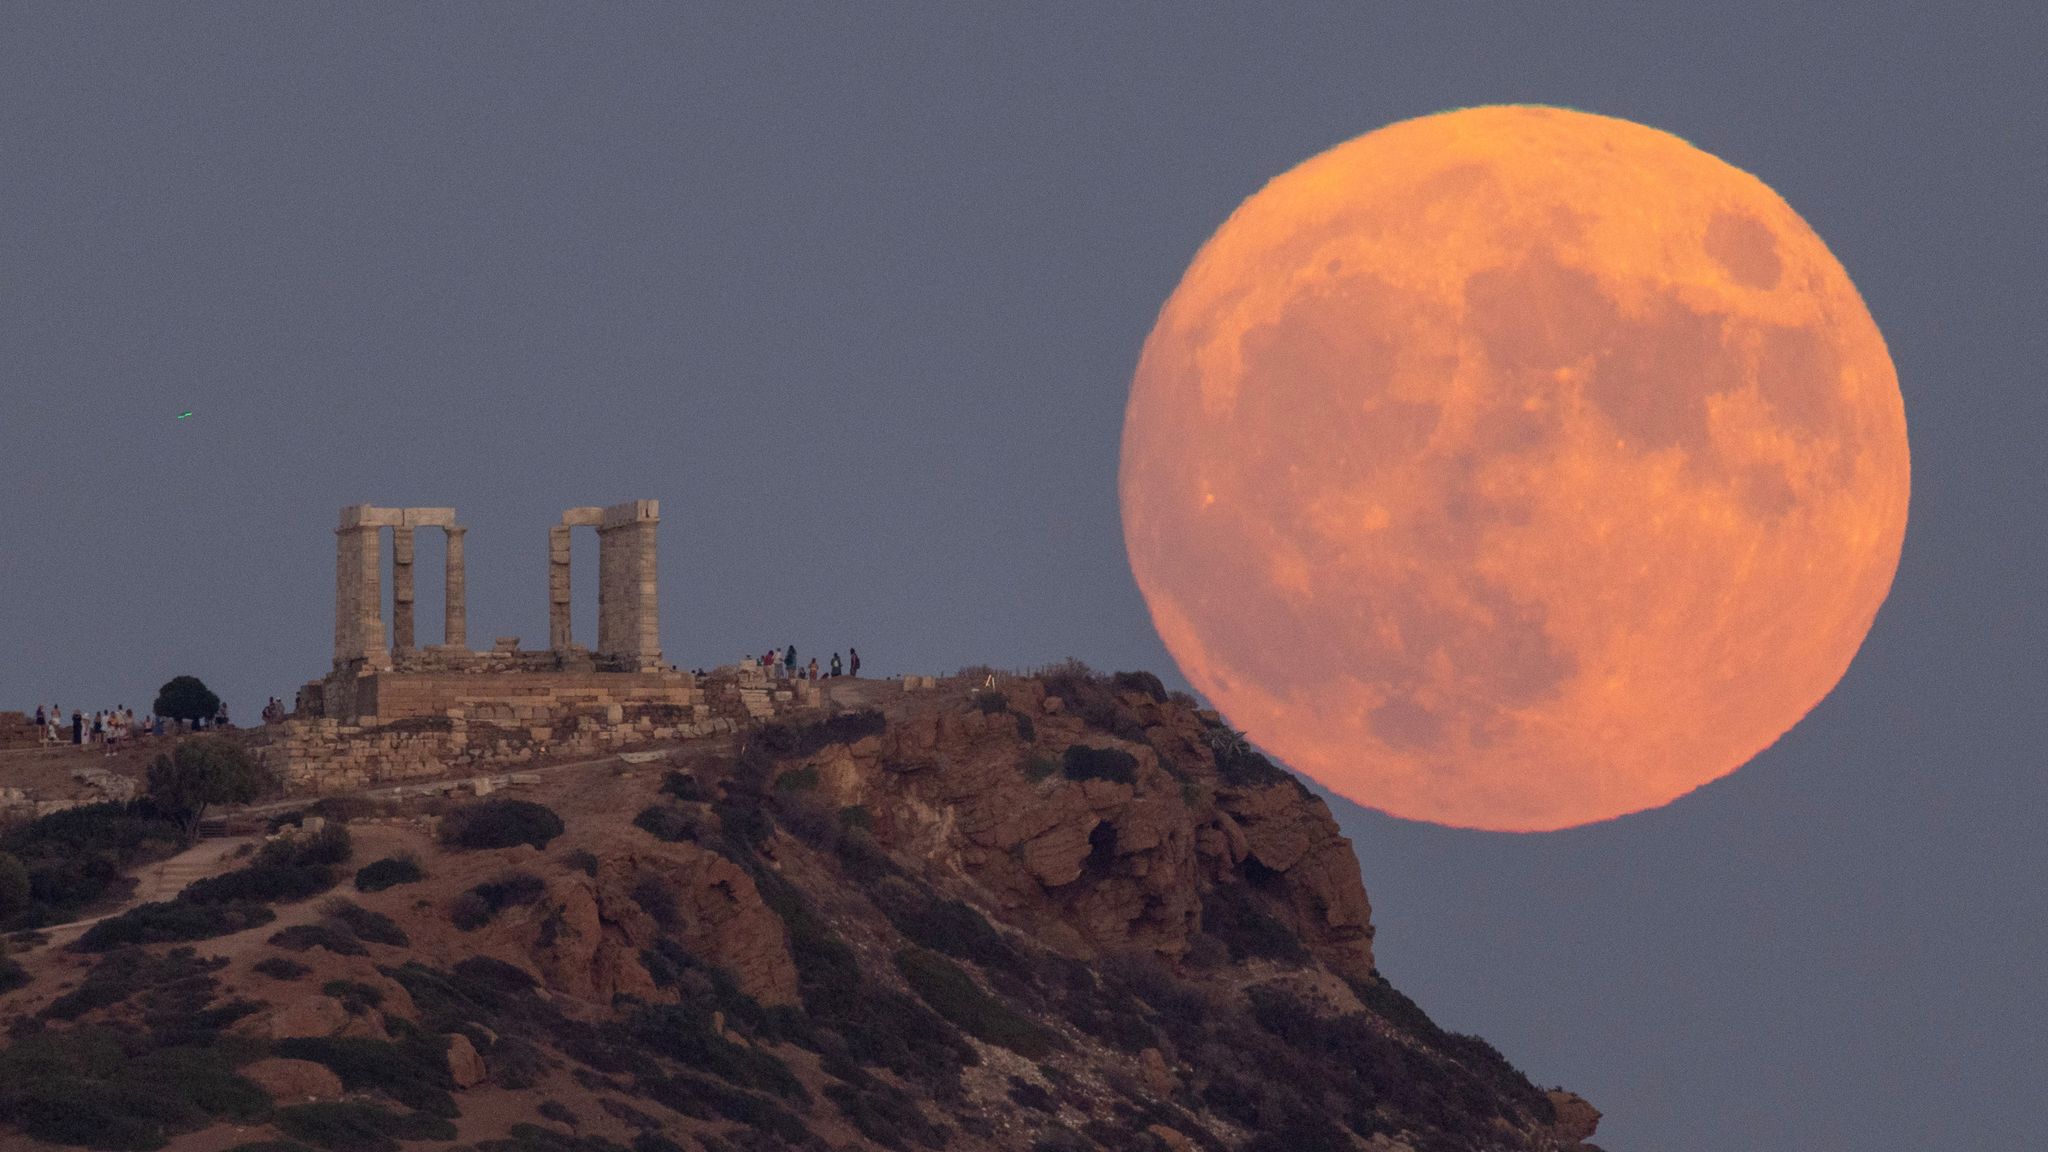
[71,709,83,745]
[807,657,819,681]
[91,711,104,746]
[830,653,843,678]
[33,704,45,731]
[784,645,797,680]
[849,648,861,678]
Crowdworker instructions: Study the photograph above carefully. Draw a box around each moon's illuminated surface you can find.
[1120,106,1909,831]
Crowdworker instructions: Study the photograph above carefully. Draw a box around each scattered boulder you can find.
[267,995,349,1039]
[240,1057,344,1102]
[446,1032,487,1088]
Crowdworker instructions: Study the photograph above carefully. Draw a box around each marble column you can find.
[596,499,662,669]
[443,525,467,649]
[391,527,416,653]
[332,524,385,667]
[548,524,573,651]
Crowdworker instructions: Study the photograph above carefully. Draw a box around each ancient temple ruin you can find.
[332,500,660,674]
[332,505,469,665]
[265,498,818,792]
[304,499,685,723]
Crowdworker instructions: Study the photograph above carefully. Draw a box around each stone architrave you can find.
[334,505,401,669]
[334,505,466,669]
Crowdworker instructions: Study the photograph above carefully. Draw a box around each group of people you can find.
[260,697,290,724]
[31,703,169,752]
[760,644,861,681]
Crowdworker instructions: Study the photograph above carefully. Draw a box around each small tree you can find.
[154,675,222,729]
[147,737,268,844]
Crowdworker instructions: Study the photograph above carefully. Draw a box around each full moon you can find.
[1120,106,1909,831]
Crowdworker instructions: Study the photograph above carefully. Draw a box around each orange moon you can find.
[1119,106,1910,832]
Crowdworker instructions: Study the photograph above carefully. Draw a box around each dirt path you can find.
[35,835,259,948]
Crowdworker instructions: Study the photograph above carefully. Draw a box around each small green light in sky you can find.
[177,411,193,420]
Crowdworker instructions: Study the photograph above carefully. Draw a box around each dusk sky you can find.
[3,7,2042,1150]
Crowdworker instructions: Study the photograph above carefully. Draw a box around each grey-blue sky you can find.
[2,6,2041,1150]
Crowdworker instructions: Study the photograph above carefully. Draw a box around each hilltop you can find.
[0,668,1600,1152]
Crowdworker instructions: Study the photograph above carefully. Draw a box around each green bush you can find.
[894,946,1059,1058]
[0,951,27,994]
[451,871,545,931]
[448,892,493,931]
[640,1073,811,1143]
[441,799,564,851]
[179,826,352,906]
[750,709,886,759]
[271,1034,456,1116]
[321,899,408,947]
[1109,671,1168,702]
[322,980,384,1015]
[41,947,225,1021]
[2,802,184,922]
[712,794,772,856]
[876,885,1029,978]
[252,956,309,980]
[1060,745,1138,785]
[752,870,973,1095]
[266,923,367,957]
[1204,725,1295,789]
[630,875,681,930]
[631,805,700,843]
[971,690,1010,715]
[629,1002,808,1102]
[0,1029,269,1151]
[452,955,537,995]
[1039,664,1146,742]
[537,1099,578,1126]
[74,899,274,952]
[0,852,30,924]
[772,766,820,793]
[352,856,422,893]
[273,1101,456,1152]
[659,771,709,802]
[825,1080,951,1150]
[1200,881,1309,965]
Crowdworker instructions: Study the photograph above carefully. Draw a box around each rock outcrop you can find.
[0,666,1596,1152]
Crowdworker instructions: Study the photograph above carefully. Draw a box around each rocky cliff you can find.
[0,667,1599,1152]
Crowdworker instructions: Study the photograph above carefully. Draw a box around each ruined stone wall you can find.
[349,670,705,725]
[251,709,741,794]
[257,665,816,794]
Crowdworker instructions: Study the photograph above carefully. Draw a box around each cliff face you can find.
[0,668,1599,1152]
